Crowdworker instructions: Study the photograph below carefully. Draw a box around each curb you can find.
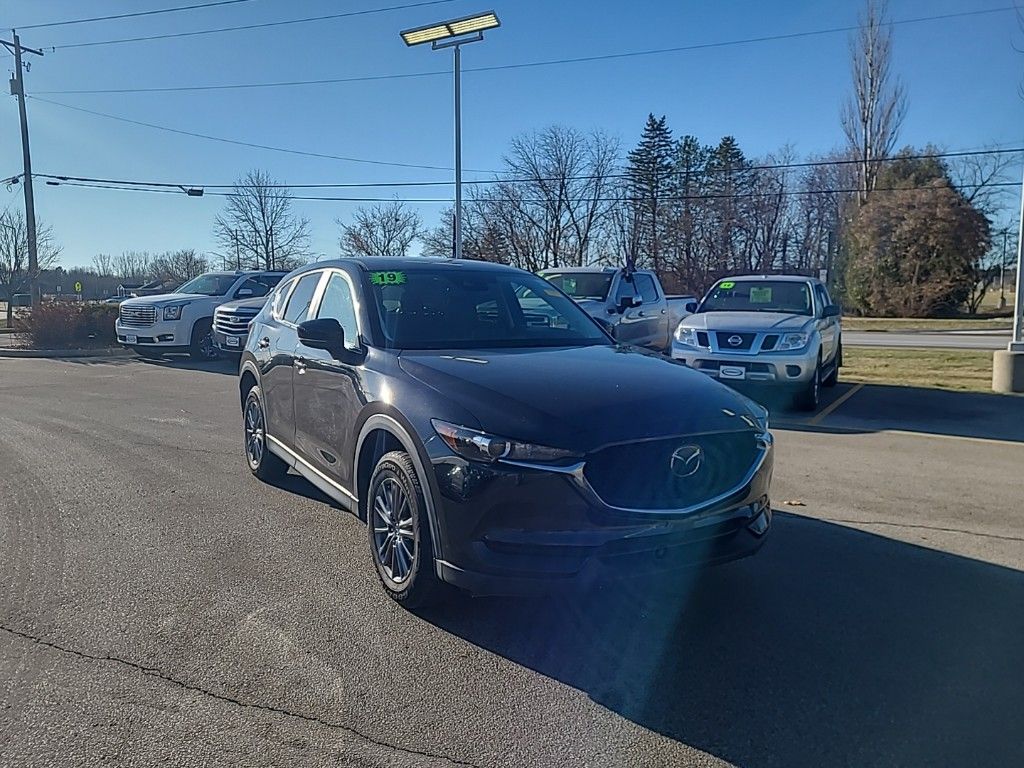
[0,347,135,359]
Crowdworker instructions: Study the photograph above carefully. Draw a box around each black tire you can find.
[794,361,821,412]
[188,319,219,360]
[367,450,441,608]
[822,343,841,388]
[243,385,288,482]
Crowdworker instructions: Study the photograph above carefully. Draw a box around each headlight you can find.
[432,420,578,464]
[163,304,187,320]
[776,332,809,351]
[674,325,701,347]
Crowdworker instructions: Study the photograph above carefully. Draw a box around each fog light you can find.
[785,365,801,377]
[748,507,771,536]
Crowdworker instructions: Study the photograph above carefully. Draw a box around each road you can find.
[1,358,1022,767]
[844,330,1010,349]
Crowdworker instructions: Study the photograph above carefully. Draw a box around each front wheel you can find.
[189,319,219,360]
[367,451,441,608]
[794,363,821,412]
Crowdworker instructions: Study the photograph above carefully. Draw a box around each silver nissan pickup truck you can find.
[671,275,842,410]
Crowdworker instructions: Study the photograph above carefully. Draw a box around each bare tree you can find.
[952,148,1014,218]
[150,249,209,284]
[338,201,422,258]
[841,0,907,204]
[91,253,114,276]
[113,251,152,281]
[214,169,312,271]
[0,209,61,324]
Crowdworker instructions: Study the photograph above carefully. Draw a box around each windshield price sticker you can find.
[749,287,773,303]
[370,271,407,286]
[719,281,735,290]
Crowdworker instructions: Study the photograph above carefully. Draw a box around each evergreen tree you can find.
[626,114,676,274]
[706,136,752,274]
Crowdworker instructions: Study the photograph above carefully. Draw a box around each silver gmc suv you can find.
[671,275,841,411]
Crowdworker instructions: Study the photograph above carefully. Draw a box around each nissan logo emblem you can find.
[670,444,703,478]
[727,334,743,347]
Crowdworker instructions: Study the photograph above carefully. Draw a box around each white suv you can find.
[115,271,287,359]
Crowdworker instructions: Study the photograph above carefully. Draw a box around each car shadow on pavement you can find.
[419,512,1024,767]
[771,382,1024,443]
[132,355,239,376]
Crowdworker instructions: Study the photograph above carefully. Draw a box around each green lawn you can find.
[841,317,1012,332]
[841,347,996,393]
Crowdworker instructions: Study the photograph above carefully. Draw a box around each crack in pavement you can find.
[792,514,1024,543]
[0,624,482,768]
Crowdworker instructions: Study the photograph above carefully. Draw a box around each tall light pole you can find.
[400,11,500,259]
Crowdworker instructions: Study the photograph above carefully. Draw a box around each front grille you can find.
[584,431,762,510]
[213,307,258,336]
[761,334,779,351]
[696,331,710,348]
[119,304,157,327]
[715,332,756,351]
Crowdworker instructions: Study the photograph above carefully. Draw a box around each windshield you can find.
[699,280,814,316]
[176,273,238,297]
[368,268,610,350]
[542,272,613,301]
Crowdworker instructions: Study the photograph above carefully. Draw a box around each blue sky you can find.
[2,0,1022,268]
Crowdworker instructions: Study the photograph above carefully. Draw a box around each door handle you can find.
[660,309,667,315]
[295,357,307,375]
[258,337,270,349]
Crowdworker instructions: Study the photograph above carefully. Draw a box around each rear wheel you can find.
[794,361,821,412]
[367,451,440,608]
[243,385,288,481]
[189,319,219,360]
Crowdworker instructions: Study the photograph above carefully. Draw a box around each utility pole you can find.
[999,230,1008,310]
[3,31,43,306]
[233,229,240,270]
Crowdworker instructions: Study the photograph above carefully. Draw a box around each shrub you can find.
[20,302,119,349]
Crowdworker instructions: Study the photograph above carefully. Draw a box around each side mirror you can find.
[236,288,254,298]
[822,304,841,319]
[684,301,698,314]
[617,295,641,314]
[297,318,363,364]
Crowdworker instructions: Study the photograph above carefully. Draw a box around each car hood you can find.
[682,311,812,333]
[399,345,765,452]
[120,293,214,307]
[217,296,268,311]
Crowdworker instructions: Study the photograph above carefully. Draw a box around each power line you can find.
[48,0,458,50]
[31,147,1024,192]
[17,0,262,30]
[29,96,483,173]
[43,177,1022,204]
[32,5,1016,95]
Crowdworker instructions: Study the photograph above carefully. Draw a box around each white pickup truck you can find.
[115,270,287,359]
[539,266,697,352]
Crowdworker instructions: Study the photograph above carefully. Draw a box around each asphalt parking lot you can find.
[1,357,1022,767]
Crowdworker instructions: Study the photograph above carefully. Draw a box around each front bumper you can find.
[115,318,184,347]
[672,344,818,385]
[429,436,774,596]
[212,327,247,353]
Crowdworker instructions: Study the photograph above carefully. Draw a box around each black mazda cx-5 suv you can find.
[238,257,773,605]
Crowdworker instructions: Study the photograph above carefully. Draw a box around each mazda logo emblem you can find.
[727,334,743,347]
[670,444,703,478]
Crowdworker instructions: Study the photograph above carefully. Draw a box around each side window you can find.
[282,272,321,325]
[271,278,295,319]
[316,273,360,349]
[634,274,659,304]
[815,285,830,316]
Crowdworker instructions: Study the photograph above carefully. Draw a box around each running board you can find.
[266,434,358,514]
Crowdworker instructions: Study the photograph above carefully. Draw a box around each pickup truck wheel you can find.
[795,363,821,412]
[367,451,441,608]
[189,319,219,360]
[243,386,287,481]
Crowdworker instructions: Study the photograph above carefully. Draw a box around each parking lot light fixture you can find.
[400,11,501,260]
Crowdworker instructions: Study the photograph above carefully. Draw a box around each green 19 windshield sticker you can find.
[370,271,407,286]
[719,281,735,289]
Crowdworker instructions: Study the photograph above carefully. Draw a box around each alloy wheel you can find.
[244,397,265,468]
[372,477,416,583]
